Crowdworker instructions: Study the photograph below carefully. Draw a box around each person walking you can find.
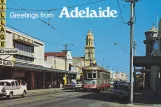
[59,81,63,91]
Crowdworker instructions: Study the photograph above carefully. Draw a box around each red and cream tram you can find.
[82,65,111,92]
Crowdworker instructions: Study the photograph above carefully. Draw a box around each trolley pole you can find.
[125,0,138,103]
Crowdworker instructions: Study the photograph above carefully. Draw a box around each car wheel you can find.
[22,91,26,98]
[7,92,13,99]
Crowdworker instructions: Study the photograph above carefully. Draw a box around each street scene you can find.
[0,0,161,107]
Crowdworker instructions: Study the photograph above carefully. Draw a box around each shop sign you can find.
[0,60,13,66]
[0,48,18,55]
[0,0,6,48]
[14,72,25,77]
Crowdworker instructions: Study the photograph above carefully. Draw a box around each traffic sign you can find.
[0,48,18,55]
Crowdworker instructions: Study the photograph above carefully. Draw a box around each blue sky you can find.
[6,0,161,76]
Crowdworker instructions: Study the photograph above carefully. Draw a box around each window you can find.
[87,72,92,79]
[97,72,100,78]
[93,73,96,79]
[31,47,34,53]
[0,82,11,86]
[105,74,107,79]
[15,81,19,86]
[108,75,110,79]
[102,73,104,78]
[11,81,15,86]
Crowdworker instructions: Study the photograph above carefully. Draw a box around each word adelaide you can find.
[59,7,118,18]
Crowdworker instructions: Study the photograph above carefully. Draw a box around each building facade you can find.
[45,51,77,85]
[72,57,85,80]
[143,23,159,91]
[1,28,44,66]
[0,28,77,90]
[112,72,128,82]
[44,51,73,71]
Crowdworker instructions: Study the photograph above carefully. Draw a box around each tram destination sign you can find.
[0,48,18,55]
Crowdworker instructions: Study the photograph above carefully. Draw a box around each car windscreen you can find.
[114,85,129,91]
[0,82,11,86]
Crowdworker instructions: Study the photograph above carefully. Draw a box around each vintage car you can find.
[110,83,130,99]
[0,79,27,99]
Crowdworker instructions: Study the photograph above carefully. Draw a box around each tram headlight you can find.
[92,81,95,84]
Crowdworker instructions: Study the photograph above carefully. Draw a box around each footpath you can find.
[128,88,161,107]
[27,88,61,97]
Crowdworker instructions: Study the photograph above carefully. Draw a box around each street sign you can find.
[0,48,18,55]
[0,60,13,66]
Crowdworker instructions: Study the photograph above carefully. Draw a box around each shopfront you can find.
[0,62,77,90]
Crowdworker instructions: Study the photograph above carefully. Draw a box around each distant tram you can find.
[82,65,111,92]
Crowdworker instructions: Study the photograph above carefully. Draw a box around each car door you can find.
[15,81,22,95]
[11,81,17,95]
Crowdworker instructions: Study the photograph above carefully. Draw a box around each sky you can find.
[6,0,161,76]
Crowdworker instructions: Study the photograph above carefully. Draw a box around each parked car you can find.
[64,80,82,91]
[110,83,130,99]
[0,79,27,99]
[73,81,82,91]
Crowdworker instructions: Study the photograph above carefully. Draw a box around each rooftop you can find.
[45,52,66,57]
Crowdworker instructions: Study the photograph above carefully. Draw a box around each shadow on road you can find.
[76,91,129,104]
[0,96,23,101]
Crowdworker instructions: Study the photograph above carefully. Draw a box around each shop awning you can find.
[14,62,78,75]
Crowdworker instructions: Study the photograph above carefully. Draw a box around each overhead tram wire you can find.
[7,24,61,46]
[8,0,68,38]
[7,0,106,11]
[116,0,128,24]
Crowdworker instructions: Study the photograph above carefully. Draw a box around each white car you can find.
[0,79,27,99]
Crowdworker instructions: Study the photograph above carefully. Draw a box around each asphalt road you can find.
[0,90,129,107]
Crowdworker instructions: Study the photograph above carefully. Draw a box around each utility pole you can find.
[62,44,74,84]
[125,0,138,104]
[133,41,137,93]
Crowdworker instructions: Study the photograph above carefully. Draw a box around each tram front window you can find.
[87,73,92,79]
[93,73,96,79]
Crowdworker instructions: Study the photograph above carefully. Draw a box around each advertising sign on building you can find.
[0,60,13,66]
[0,0,6,48]
[0,48,18,55]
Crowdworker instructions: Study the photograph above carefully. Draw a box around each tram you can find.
[82,65,111,92]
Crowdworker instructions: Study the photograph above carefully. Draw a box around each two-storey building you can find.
[0,27,77,89]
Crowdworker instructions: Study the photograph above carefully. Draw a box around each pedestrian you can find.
[60,81,63,91]
[20,79,22,85]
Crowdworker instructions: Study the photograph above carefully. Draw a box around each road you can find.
[0,90,131,107]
